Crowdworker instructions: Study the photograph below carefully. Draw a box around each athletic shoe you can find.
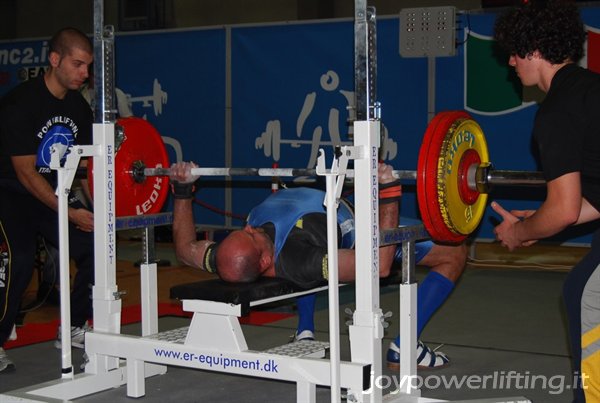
[386,340,449,370]
[0,347,15,372]
[290,330,315,342]
[8,325,16,341]
[54,322,90,349]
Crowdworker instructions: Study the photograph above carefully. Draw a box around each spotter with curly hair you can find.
[493,1,600,402]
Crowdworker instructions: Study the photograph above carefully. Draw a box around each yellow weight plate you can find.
[437,118,489,235]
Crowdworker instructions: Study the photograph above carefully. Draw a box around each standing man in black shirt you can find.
[0,27,94,372]
[493,1,600,401]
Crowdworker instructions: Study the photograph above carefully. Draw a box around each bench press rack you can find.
[0,119,422,403]
[0,0,532,402]
[4,105,443,403]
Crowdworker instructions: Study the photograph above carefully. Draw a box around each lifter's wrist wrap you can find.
[379,180,401,204]
[171,181,196,199]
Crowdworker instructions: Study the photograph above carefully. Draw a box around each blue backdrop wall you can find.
[2,8,600,243]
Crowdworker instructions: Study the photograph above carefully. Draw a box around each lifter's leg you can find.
[295,294,316,340]
[388,242,467,369]
[414,243,467,334]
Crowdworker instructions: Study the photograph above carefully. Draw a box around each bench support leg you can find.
[185,312,248,351]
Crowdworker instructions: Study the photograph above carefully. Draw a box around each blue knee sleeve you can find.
[394,271,454,345]
[296,294,316,333]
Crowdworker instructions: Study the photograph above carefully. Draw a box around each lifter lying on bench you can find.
[169,161,467,369]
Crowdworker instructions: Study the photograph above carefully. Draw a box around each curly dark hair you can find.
[494,0,586,64]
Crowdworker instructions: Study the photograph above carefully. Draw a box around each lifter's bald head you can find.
[216,230,262,283]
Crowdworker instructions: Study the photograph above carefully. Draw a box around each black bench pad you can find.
[170,270,404,315]
[170,277,320,315]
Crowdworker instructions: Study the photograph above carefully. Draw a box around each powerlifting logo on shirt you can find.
[35,116,79,173]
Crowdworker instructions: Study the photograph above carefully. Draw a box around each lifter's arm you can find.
[338,163,399,282]
[171,161,213,270]
[172,197,213,269]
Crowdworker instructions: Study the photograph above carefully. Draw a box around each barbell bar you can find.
[85,164,546,190]
[141,165,545,191]
[89,113,547,243]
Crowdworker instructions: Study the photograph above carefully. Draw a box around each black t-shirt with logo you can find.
[0,75,92,193]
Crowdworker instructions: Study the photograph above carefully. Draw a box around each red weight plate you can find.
[88,117,170,216]
[417,112,460,242]
[457,148,481,205]
[417,113,449,240]
[417,111,471,243]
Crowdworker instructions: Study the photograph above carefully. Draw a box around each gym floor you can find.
[0,238,586,402]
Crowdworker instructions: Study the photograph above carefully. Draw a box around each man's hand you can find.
[491,201,536,250]
[510,208,536,221]
[378,162,396,185]
[169,161,200,184]
[69,207,94,232]
[378,162,401,205]
[169,161,200,200]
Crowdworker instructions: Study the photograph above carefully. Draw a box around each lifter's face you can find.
[241,225,274,258]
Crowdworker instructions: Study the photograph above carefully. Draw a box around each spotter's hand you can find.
[491,201,536,250]
[69,207,94,232]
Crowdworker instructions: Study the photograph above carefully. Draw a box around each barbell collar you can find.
[474,162,493,193]
[131,160,147,183]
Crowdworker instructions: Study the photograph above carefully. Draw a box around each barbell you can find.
[88,113,545,243]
